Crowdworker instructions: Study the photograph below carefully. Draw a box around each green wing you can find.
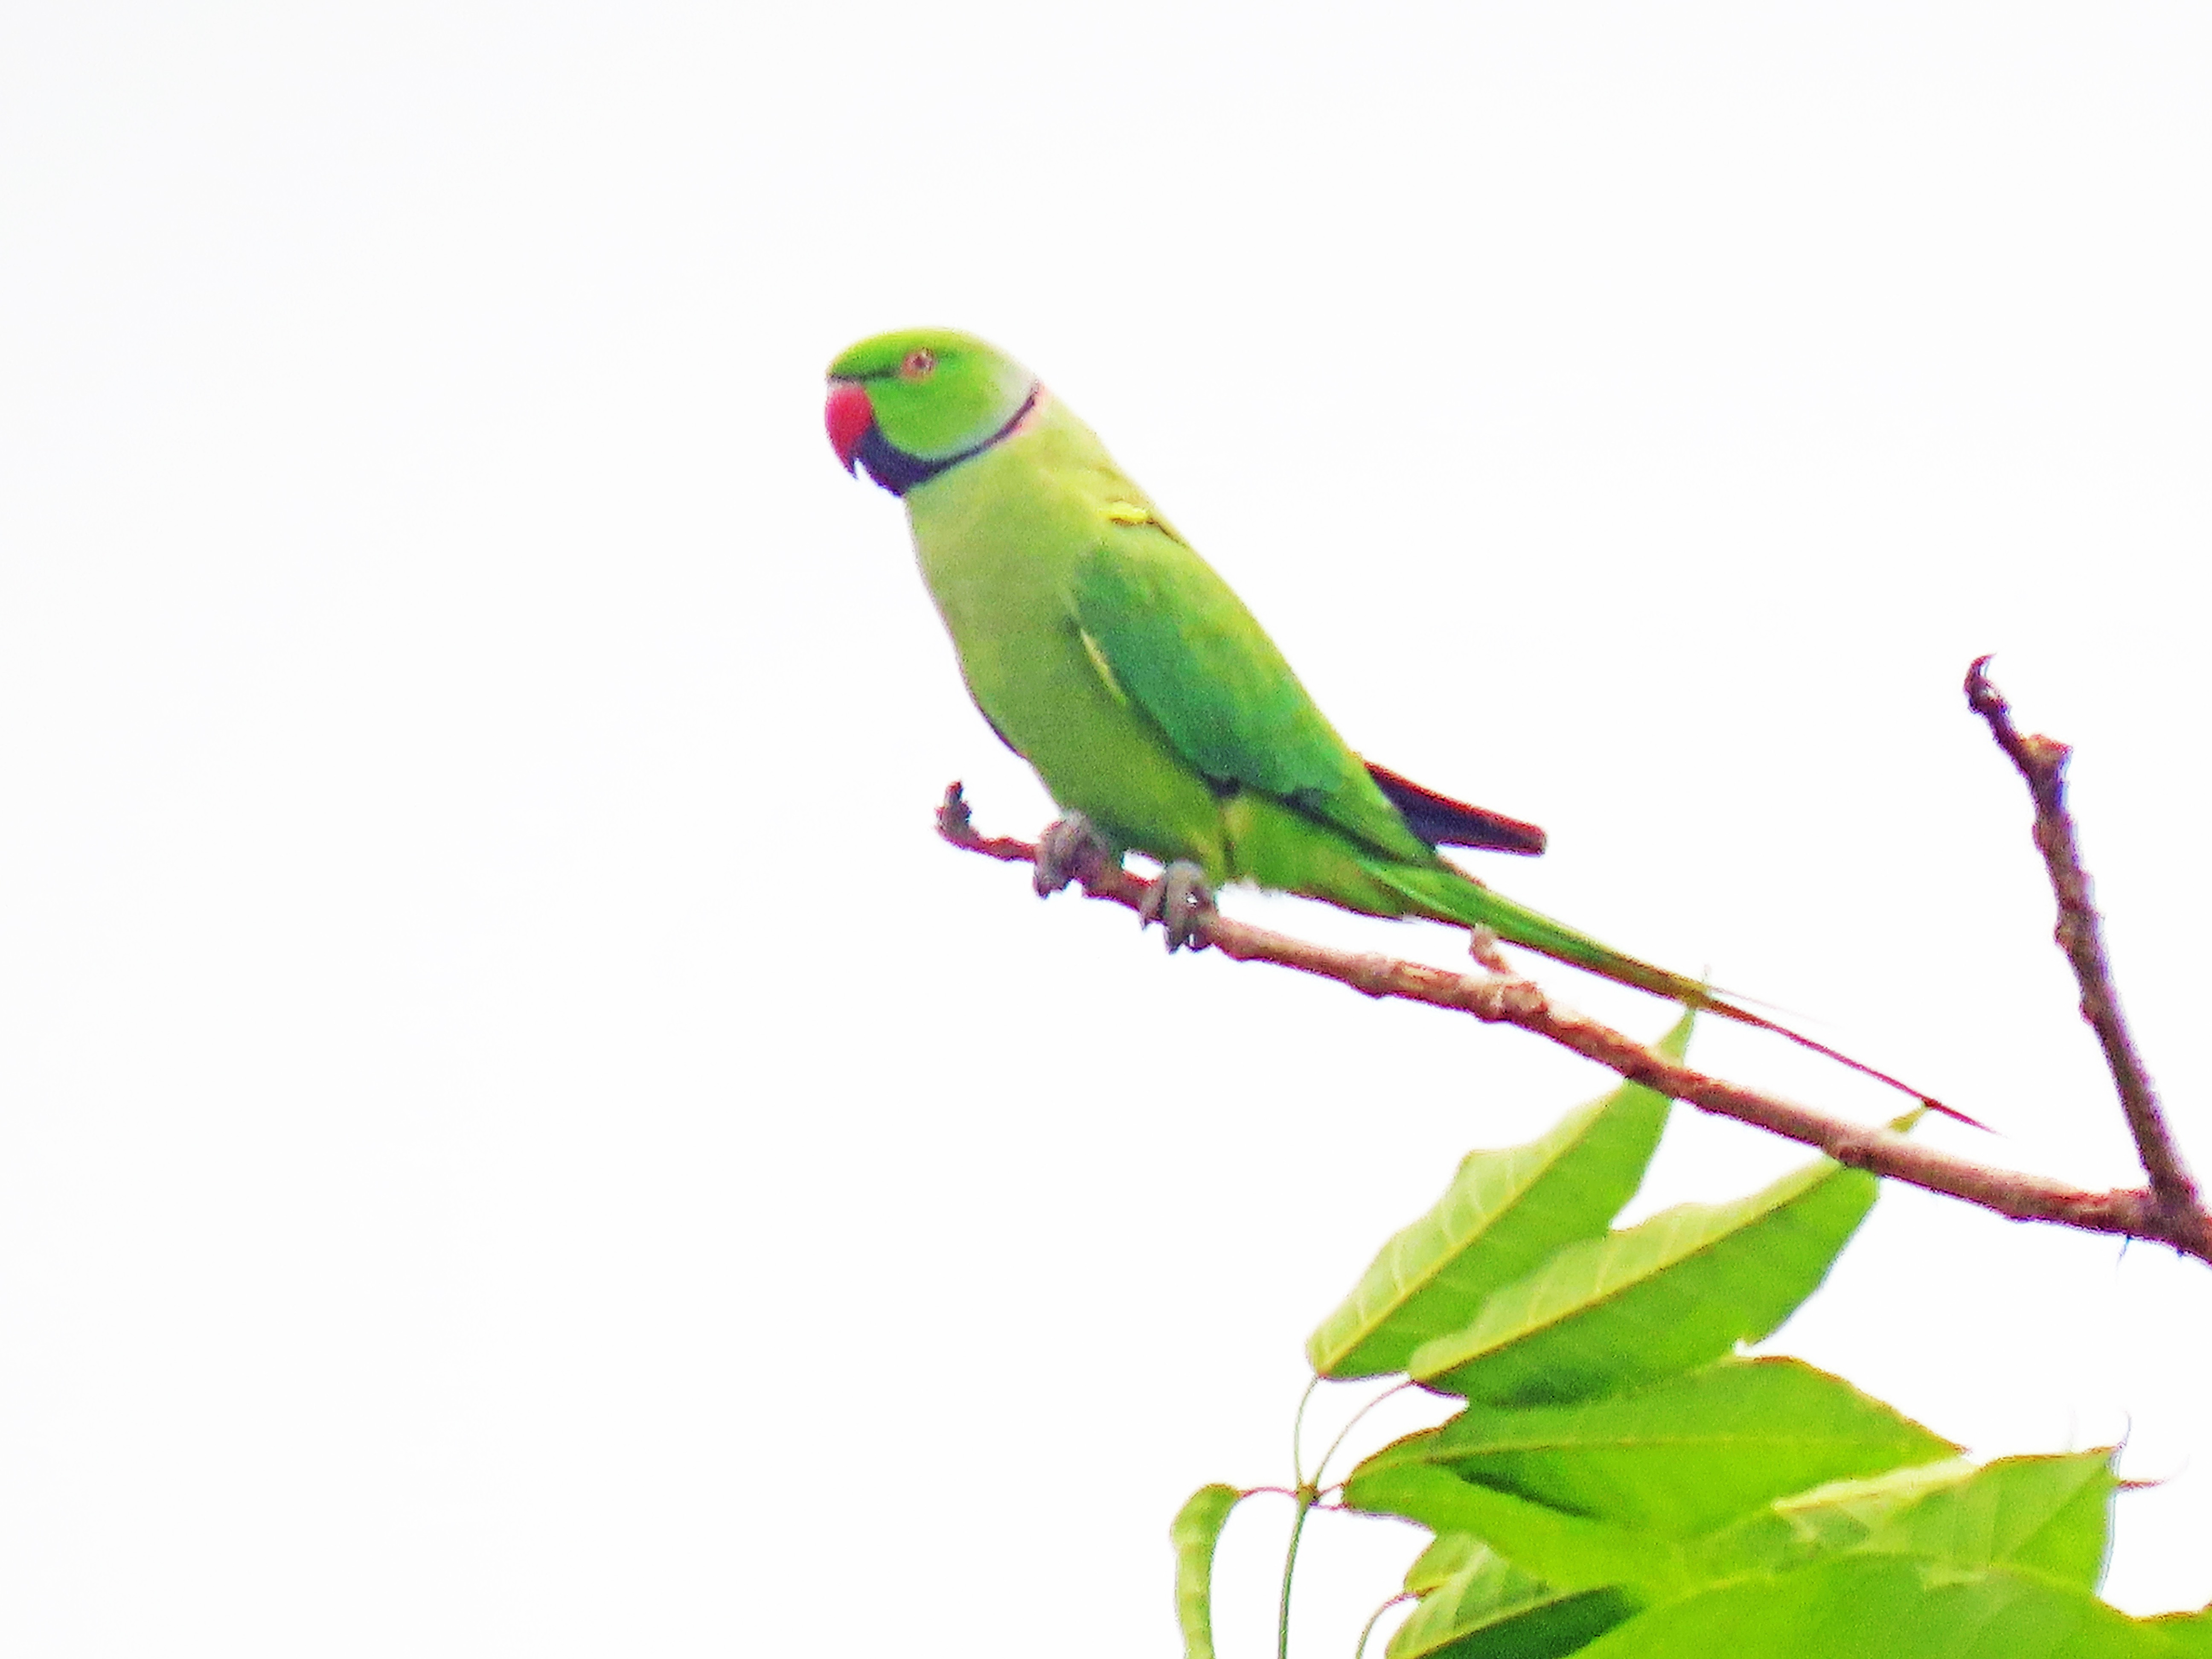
[1069,518,1435,865]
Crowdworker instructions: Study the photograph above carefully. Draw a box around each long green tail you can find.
[1370,863,1978,1126]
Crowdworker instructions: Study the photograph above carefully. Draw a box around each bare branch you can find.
[1965,657,2212,1257]
[935,781,2209,1265]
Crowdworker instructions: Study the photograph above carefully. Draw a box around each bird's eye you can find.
[900,348,937,379]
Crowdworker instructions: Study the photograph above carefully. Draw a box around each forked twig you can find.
[935,777,2211,1266]
[1965,658,2212,1258]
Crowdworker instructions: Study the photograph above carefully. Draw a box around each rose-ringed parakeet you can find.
[824,326,1933,1101]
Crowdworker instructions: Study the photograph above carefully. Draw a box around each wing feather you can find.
[1069,522,1433,864]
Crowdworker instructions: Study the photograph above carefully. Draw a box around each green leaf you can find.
[1701,1450,2117,1589]
[1406,1532,1489,1596]
[2145,1605,2212,1655]
[1169,1484,1243,1659]
[1572,1554,2171,1659]
[1407,1151,1877,1403]
[1345,1458,1690,1600]
[1308,1013,1689,1379]
[1386,1543,1637,1659]
[1417,1357,1957,1537]
[1902,1453,2113,1589]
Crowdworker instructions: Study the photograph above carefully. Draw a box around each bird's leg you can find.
[1138,860,1216,953]
[1033,812,1115,897]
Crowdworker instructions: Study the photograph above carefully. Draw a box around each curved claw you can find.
[1034,813,1112,897]
[1138,860,1216,952]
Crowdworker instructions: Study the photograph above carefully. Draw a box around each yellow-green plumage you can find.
[909,393,1428,901]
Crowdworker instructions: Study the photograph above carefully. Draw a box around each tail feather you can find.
[1368,863,1980,1128]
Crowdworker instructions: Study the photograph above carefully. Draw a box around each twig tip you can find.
[1965,655,2007,718]
[935,781,974,843]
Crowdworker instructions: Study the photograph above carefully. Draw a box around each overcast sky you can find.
[4,3,2210,1653]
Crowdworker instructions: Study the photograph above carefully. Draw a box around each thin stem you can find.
[1277,1487,1316,1659]
[1313,1378,1415,1487]
[1354,1594,1414,1659]
[1290,1374,1320,1489]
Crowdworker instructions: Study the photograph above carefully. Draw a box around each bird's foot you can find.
[1033,813,1114,897]
[1138,860,1215,953]
[936,782,975,843]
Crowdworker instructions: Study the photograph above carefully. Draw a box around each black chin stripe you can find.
[860,385,1040,497]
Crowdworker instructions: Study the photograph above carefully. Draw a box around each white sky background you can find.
[3,1,2209,1652]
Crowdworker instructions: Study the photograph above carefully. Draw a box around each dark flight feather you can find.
[1366,762,1547,857]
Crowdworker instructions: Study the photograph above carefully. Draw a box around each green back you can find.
[1068,512,1438,866]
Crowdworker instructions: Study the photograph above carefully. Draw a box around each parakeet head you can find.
[825,328,1039,495]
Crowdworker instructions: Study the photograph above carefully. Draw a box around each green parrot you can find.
[825,326,1936,1103]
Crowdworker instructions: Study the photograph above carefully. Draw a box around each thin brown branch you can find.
[1965,658,2212,1257]
[935,781,2211,1265]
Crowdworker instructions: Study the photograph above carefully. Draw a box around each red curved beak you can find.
[825,380,875,475]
